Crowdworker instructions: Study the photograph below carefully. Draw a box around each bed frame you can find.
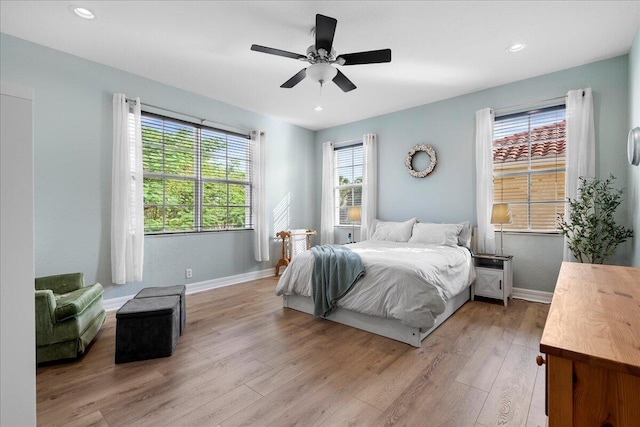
[282,286,470,347]
[282,227,477,347]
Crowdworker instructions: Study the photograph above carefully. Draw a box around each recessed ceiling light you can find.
[507,43,527,53]
[70,6,95,20]
[314,106,323,112]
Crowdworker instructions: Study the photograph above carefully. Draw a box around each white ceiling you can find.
[1,1,639,131]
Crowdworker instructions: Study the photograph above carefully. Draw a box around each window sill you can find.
[145,229,254,237]
[497,231,562,237]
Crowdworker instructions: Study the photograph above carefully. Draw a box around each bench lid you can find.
[135,285,185,298]
[117,295,179,318]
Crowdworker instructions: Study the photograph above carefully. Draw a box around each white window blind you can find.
[142,112,252,233]
[334,143,363,226]
[493,105,566,232]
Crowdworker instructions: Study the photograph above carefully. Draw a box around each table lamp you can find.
[491,203,511,256]
[347,206,361,243]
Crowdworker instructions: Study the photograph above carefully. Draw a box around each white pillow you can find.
[370,218,416,242]
[409,222,463,246]
[457,221,472,248]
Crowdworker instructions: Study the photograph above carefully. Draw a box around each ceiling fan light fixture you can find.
[251,13,390,92]
[507,42,527,53]
[307,63,338,84]
[70,6,95,19]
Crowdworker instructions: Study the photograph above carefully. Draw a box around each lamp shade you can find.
[491,203,512,224]
[347,206,361,222]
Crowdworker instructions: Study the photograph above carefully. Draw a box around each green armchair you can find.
[35,272,106,363]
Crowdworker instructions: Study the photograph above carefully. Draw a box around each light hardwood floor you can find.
[36,277,550,426]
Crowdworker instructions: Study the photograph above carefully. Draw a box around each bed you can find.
[275,219,476,347]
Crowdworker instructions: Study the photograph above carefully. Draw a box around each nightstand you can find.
[471,253,513,306]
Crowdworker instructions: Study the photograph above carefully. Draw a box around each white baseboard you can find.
[103,268,275,312]
[104,271,553,312]
[512,287,553,304]
[103,295,133,312]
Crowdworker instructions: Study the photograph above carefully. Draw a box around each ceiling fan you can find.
[251,14,392,92]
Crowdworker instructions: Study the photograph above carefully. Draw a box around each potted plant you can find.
[558,175,633,264]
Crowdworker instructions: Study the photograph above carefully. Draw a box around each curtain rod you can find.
[125,98,251,136]
[337,138,362,144]
[493,94,567,114]
[493,90,586,115]
[334,138,362,149]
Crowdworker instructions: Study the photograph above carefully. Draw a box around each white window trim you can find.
[333,141,364,227]
[493,104,566,234]
[141,111,253,235]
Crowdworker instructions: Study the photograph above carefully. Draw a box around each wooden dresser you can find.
[539,262,640,427]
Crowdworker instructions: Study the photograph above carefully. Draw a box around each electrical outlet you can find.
[185,268,192,279]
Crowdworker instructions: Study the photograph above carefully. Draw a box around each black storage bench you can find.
[115,295,180,364]
[134,285,186,334]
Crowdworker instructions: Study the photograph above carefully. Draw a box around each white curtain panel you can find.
[111,93,144,284]
[361,133,377,240]
[564,88,596,261]
[475,108,496,254]
[252,131,270,262]
[320,141,335,244]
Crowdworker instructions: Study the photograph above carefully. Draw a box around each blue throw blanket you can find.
[311,244,365,318]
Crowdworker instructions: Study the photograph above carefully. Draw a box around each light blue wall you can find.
[1,31,633,298]
[316,56,630,293]
[629,28,640,268]
[0,34,316,299]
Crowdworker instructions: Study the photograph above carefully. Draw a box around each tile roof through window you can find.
[493,120,566,163]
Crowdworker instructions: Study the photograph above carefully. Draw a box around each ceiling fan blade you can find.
[280,68,307,88]
[332,69,356,92]
[315,14,337,53]
[339,49,392,65]
[251,44,307,61]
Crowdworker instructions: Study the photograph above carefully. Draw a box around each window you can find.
[493,105,566,232]
[142,112,252,234]
[334,143,363,226]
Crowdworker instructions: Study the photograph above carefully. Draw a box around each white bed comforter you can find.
[275,240,475,330]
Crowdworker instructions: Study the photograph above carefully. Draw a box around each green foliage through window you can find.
[142,113,252,233]
[334,144,363,226]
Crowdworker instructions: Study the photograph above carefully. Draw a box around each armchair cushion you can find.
[54,283,104,322]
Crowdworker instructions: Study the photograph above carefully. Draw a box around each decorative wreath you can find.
[405,144,437,178]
